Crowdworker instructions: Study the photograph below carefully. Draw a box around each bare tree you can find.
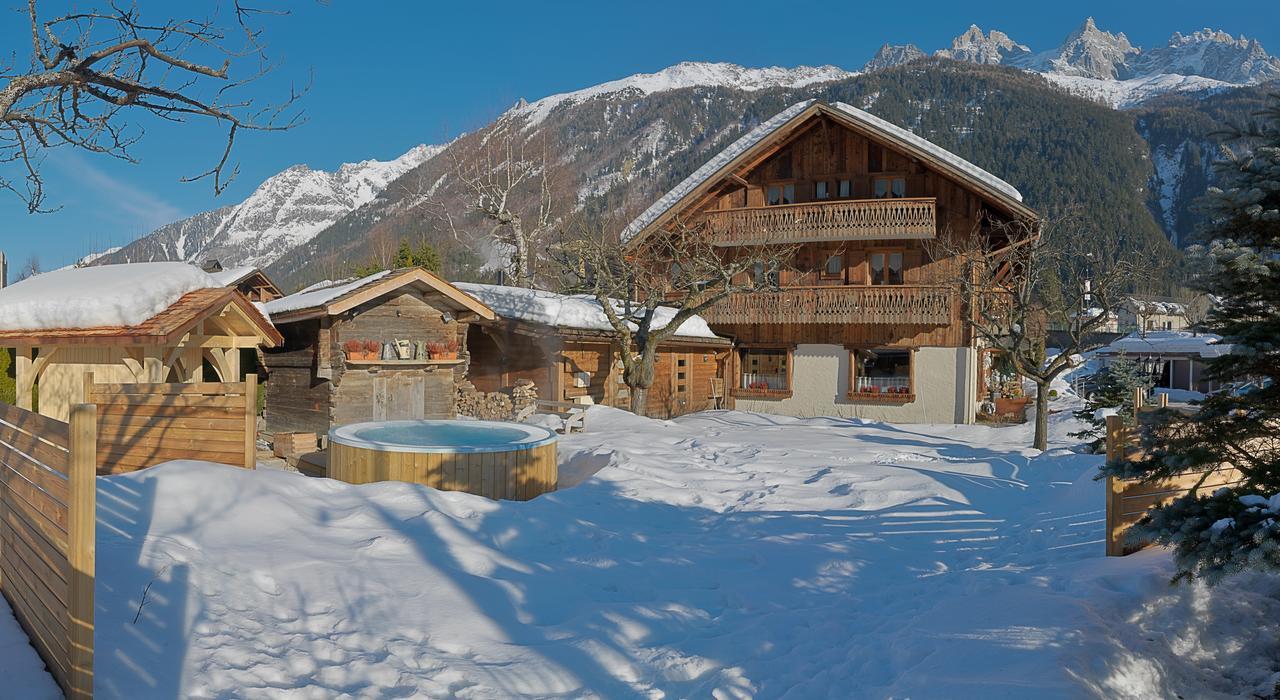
[433,124,559,288]
[14,255,40,282]
[556,219,796,415]
[1,1,305,212]
[929,216,1148,449]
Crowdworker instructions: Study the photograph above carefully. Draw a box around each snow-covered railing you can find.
[702,198,936,245]
[703,285,954,326]
[0,401,95,697]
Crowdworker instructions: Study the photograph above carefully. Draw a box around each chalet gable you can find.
[621,100,1038,248]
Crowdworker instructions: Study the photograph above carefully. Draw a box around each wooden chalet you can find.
[622,100,1041,423]
[0,264,282,421]
[260,268,495,435]
[207,264,284,303]
[457,283,733,418]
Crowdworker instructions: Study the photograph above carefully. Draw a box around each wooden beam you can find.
[67,402,96,697]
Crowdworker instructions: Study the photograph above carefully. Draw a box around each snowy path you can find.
[89,406,1278,698]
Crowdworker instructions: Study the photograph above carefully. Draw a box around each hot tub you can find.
[328,420,558,500]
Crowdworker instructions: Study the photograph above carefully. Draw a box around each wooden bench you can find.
[516,400,588,434]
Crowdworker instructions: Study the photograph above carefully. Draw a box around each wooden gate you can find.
[373,374,426,420]
[1104,392,1243,556]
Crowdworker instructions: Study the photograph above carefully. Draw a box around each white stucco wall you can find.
[734,344,977,424]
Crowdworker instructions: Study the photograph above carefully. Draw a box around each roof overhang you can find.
[270,268,496,325]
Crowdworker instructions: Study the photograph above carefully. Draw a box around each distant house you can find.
[0,263,281,420]
[260,268,495,435]
[1097,331,1231,394]
[620,100,1041,423]
[1117,296,1188,333]
[458,283,733,418]
[206,265,284,303]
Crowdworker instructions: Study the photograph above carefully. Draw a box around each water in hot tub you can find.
[349,421,544,448]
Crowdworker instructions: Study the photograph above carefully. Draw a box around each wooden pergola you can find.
[0,287,282,421]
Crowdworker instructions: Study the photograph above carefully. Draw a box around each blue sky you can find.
[3,0,1278,271]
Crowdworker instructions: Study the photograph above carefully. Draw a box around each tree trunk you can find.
[1033,380,1051,451]
[629,387,648,416]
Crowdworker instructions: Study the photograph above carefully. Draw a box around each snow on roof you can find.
[262,270,391,317]
[621,100,1025,244]
[1128,297,1186,315]
[456,283,722,340]
[207,266,258,287]
[1101,331,1231,358]
[0,262,220,331]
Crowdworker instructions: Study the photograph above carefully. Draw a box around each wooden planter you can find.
[993,396,1030,421]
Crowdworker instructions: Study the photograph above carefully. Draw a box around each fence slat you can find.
[67,403,96,698]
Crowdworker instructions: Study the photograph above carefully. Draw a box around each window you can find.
[737,347,790,395]
[850,349,913,400]
[815,181,830,200]
[873,177,906,199]
[767,183,795,205]
[838,179,851,198]
[868,144,884,172]
[823,253,844,280]
[752,261,780,287]
[869,250,904,285]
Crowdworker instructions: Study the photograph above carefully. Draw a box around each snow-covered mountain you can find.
[507,61,855,126]
[863,44,925,72]
[870,18,1280,108]
[93,144,443,270]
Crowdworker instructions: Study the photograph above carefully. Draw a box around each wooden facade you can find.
[624,101,1039,421]
[262,268,496,436]
[467,319,732,419]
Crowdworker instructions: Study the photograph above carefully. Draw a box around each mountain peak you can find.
[863,43,926,72]
[1025,16,1140,79]
[935,25,1030,65]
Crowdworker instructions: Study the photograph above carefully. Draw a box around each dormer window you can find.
[767,183,794,206]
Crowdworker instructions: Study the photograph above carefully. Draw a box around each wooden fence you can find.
[86,374,257,475]
[0,401,95,697]
[1103,392,1243,556]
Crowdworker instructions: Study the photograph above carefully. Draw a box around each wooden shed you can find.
[0,263,282,421]
[207,264,284,303]
[261,267,496,435]
[457,283,733,418]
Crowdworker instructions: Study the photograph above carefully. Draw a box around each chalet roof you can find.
[456,282,730,344]
[264,268,496,323]
[208,265,280,291]
[621,100,1036,246]
[1099,331,1231,359]
[0,287,283,347]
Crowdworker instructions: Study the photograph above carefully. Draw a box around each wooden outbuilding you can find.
[457,283,733,418]
[207,264,284,303]
[261,267,496,435]
[0,263,282,421]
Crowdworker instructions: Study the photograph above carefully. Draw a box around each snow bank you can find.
[91,400,1280,697]
[0,262,219,330]
[456,282,720,339]
[1103,330,1231,358]
[261,270,390,316]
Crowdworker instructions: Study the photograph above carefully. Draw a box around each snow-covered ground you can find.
[5,400,1273,697]
[0,596,62,698]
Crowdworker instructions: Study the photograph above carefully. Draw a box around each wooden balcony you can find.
[702,198,936,246]
[702,285,955,326]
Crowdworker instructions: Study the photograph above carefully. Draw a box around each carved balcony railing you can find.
[701,198,937,246]
[702,285,955,326]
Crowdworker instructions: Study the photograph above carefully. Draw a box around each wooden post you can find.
[67,403,96,697]
[1157,392,1169,408]
[15,348,33,410]
[243,373,258,470]
[1132,386,1145,415]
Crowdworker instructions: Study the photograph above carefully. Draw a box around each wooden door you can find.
[671,353,691,417]
[374,374,426,420]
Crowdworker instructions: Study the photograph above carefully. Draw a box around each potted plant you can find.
[992,373,1030,419]
[362,340,381,361]
[428,340,460,361]
[342,340,363,361]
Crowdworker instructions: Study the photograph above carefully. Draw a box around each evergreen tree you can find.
[1070,353,1153,453]
[1100,96,1280,583]
[352,238,443,277]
